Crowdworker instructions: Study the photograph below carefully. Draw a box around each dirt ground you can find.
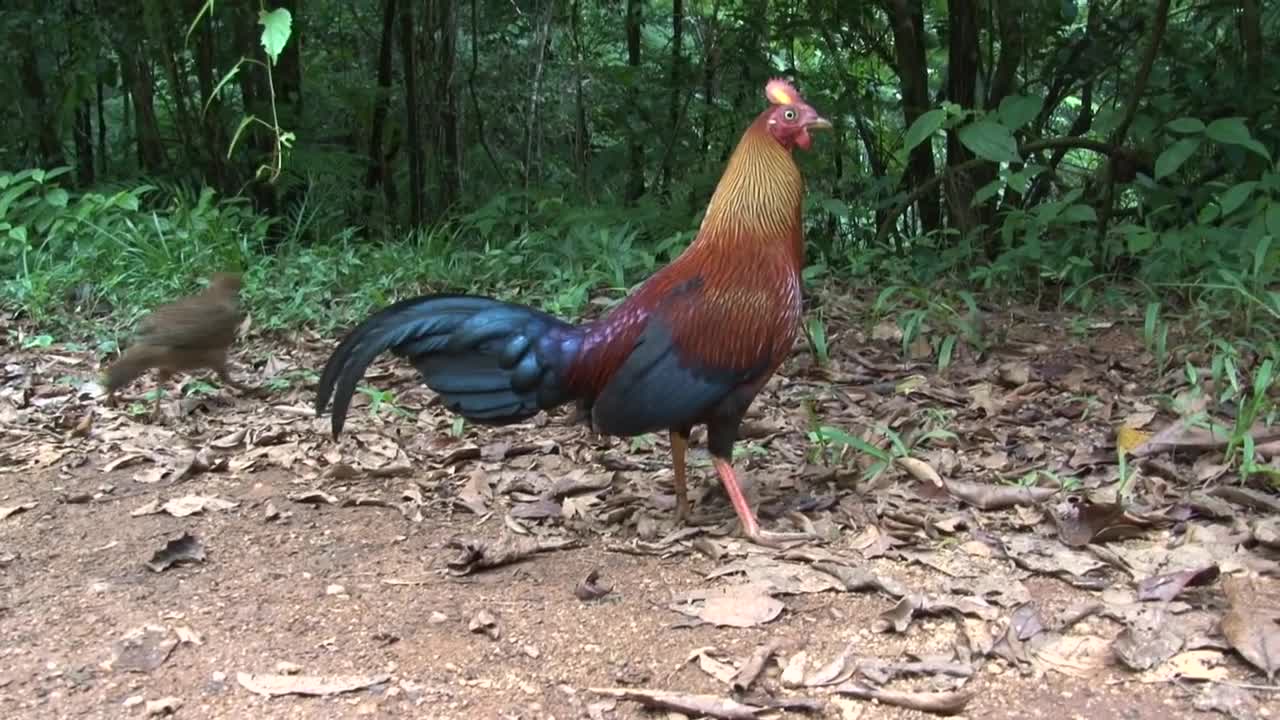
[1,297,1277,719]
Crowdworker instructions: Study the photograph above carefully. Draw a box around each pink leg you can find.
[712,457,811,547]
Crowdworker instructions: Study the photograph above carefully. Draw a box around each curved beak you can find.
[807,115,833,131]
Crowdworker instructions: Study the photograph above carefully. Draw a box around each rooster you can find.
[316,79,831,546]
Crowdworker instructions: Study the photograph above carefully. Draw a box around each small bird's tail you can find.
[315,294,585,438]
[102,344,165,394]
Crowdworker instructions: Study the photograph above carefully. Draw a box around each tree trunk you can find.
[466,0,504,182]
[943,0,981,237]
[20,46,67,169]
[699,5,719,168]
[659,0,684,197]
[570,0,591,193]
[364,0,398,221]
[119,51,165,173]
[523,0,555,198]
[195,11,228,191]
[437,0,461,211]
[96,74,107,175]
[1239,0,1262,86]
[885,0,939,236]
[624,0,645,204]
[74,100,94,185]
[400,0,425,227]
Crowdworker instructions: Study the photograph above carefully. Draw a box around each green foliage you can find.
[0,172,685,346]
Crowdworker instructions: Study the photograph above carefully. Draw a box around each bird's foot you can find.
[739,526,816,549]
[736,511,820,548]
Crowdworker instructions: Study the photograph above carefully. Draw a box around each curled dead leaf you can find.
[236,671,390,698]
[835,681,971,716]
[942,479,1057,510]
[897,456,942,486]
[445,534,578,576]
[589,687,762,720]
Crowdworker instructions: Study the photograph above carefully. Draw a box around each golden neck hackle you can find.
[692,119,806,270]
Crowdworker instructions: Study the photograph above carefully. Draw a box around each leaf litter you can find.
[2,299,1279,716]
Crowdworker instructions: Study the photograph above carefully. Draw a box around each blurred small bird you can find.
[103,272,256,418]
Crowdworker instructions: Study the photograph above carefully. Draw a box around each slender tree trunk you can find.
[467,0,504,182]
[119,51,165,173]
[699,2,720,168]
[944,0,981,237]
[364,0,398,220]
[659,0,684,197]
[624,0,645,204]
[400,0,425,227]
[438,0,461,210]
[195,11,228,191]
[885,0,939,236]
[987,0,1022,108]
[570,0,591,193]
[1239,0,1262,86]
[21,47,67,168]
[523,0,554,198]
[96,74,107,175]
[74,101,94,185]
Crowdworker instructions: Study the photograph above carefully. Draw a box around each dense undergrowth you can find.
[2,165,1278,399]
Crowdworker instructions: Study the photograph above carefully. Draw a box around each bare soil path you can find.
[1,301,1276,719]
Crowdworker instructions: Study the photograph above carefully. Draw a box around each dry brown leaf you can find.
[1136,650,1230,683]
[157,495,238,518]
[1028,633,1111,677]
[1054,498,1152,547]
[688,648,738,684]
[108,625,177,673]
[145,533,205,572]
[730,641,783,692]
[1113,612,1185,671]
[835,681,971,716]
[0,501,36,520]
[589,687,762,720]
[1220,575,1280,681]
[456,467,493,515]
[1192,683,1264,720]
[943,479,1057,510]
[1136,565,1219,602]
[669,583,784,628]
[445,534,578,576]
[897,456,942,486]
[236,672,390,698]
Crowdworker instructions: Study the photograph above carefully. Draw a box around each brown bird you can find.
[103,272,255,418]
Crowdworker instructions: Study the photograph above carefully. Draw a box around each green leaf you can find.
[1206,118,1272,161]
[1218,181,1257,217]
[1165,117,1205,134]
[1265,204,1280,239]
[1205,118,1253,146]
[903,109,946,154]
[44,188,69,208]
[958,120,1020,164]
[997,95,1044,131]
[1126,226,1155,254]
[1062,204,1097,223]
[1154,137,1201,180]
[821,197,850,218]
[258,8,293,63]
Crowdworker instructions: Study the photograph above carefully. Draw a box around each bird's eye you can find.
[783,109,797,121]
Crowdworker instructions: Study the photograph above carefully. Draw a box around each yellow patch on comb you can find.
[765,78,798,106]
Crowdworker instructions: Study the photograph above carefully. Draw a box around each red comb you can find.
[764,78,799,106]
